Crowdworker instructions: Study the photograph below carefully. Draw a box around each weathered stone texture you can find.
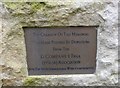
[0,0,118,87]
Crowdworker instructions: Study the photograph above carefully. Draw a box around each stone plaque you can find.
[24,27,97,75]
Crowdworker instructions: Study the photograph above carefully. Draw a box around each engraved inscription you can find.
[24,27,97,75]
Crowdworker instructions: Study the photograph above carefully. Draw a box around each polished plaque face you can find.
[24,27,97,75]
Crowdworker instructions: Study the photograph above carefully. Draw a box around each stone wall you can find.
[0,0,119,87]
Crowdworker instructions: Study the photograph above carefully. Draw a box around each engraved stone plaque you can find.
[24,27,97,75]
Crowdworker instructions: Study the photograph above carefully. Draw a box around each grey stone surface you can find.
[0,0,119,86]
